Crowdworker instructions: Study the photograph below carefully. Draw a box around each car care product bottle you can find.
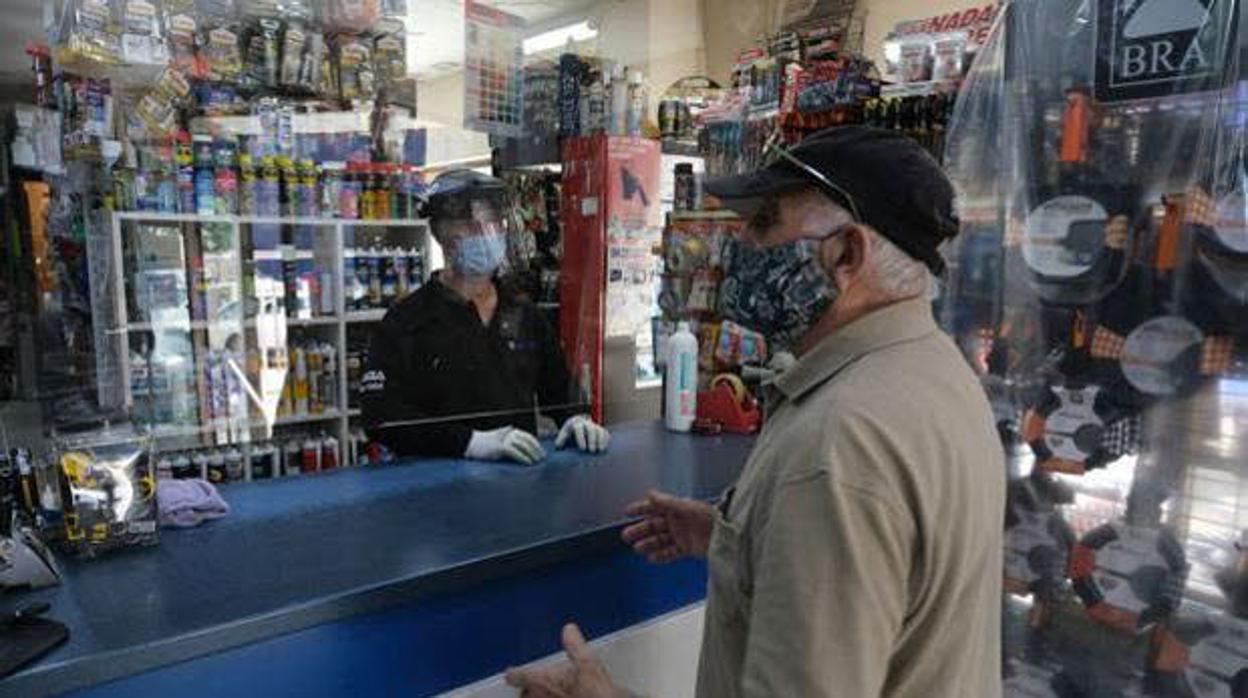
[292,344,309,415]
[627,70,647,137]
[664,321,698,432]
[302,434,321,472]
[609,64,627,136]
[321,433,339,470]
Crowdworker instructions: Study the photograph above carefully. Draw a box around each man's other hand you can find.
[505,624,633,698]
[621,490,715,563]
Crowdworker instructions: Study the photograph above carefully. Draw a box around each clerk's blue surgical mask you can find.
[452,231,508,277]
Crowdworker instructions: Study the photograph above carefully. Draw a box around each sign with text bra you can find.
[1094,0,1240,102]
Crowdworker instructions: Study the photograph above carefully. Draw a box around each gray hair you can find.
[865,229,928,300]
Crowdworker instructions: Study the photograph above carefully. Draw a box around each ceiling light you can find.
[523,20,598,55]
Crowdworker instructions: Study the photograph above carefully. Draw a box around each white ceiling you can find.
[0,0,600,85]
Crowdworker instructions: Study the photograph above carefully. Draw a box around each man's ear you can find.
[823,224,870,282]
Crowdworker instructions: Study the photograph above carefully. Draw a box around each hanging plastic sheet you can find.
[943,0,1248,694]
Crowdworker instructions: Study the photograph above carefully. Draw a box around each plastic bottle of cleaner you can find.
[609,64,628,136]
[664,322,698,432]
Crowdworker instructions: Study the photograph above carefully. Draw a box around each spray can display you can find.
[339,166,360,219]
[207,450,227,484]
[296,159,319,217]
[292,345,309,415]
[380,250,397,306]
[258,155,281,216]
[367,248,383,308]
[191,451,209,480]
[284,438,303,476]
[279,156,297,218]
[394,249,410,298]
[307,344,323,414]
[193,135,215,215]
[301,436,321,473]
[320,163,341,218]
[224,447,245,482]
[214,138,238,215]
[172,453,193,479]
[356,250,373,309]
[237,152,257,215]
[627,70,647,137]
[343,250,360,310]
[321,343,338,411]
[321,434,339,470]
[175,132,195,213]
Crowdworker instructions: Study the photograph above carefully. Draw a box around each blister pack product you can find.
[165,1,202,77]
[53,426,159,558]
[246,18,280,89]
[336,35,376,101]
[202,24,244,83]
[119,0,167,66]
[373,18,407,93]
[279,19,307,88]
[56,0,122,67]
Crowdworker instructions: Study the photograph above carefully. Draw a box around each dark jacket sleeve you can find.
[534,307,583,426]
[360,319,474,458]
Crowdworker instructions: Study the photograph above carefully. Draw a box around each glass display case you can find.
[943,1,1248,695]
[109,212,431,481]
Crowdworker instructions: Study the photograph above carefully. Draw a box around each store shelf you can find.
[116,212,427,227]
[346,310,390,323]
[272,410,345,427]
[253,249,316,262]
[126,315,340,332]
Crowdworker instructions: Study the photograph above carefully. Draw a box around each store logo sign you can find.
[1096,0,1238,102]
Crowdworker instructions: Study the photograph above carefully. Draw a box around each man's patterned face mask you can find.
[719,236,838,350]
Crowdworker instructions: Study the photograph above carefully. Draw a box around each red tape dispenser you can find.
[694,374,761,435]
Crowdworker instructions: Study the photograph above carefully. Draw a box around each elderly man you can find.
[507,126,1005,698]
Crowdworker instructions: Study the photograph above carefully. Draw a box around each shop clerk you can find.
[360,170,608,464]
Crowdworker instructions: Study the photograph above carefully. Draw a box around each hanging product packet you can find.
[135,67,192,137]
[278,18,307,88]
[119,0,168,66]
[373,18,407,93]
[56,0,123,67]
[202,24,244,84]
[336,35,376,101]
[246,17,281,89]
[166,0,202,77]
[52,424,159,558]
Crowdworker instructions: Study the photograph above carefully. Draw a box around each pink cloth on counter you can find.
[157,479,230,528]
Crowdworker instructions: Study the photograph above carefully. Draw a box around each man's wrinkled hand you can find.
[505,624,633,698]
[621,490,715,563]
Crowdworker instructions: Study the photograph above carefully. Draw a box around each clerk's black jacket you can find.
[361,274,581,458]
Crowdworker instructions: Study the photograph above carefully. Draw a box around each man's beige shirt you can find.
[696,297,1005,698]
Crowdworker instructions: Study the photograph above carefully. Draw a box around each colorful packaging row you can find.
[343,247,424,311]
[119,132,426,220]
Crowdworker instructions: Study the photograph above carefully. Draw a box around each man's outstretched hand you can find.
[621,490,715,564]
[505,624,633,698]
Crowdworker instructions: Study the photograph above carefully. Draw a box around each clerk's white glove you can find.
[465,427,546,465]
[555,415,610,453]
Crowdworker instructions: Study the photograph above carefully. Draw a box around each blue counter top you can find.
[4,422,752,697]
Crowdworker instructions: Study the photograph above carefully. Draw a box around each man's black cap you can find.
[704,125,960,275]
